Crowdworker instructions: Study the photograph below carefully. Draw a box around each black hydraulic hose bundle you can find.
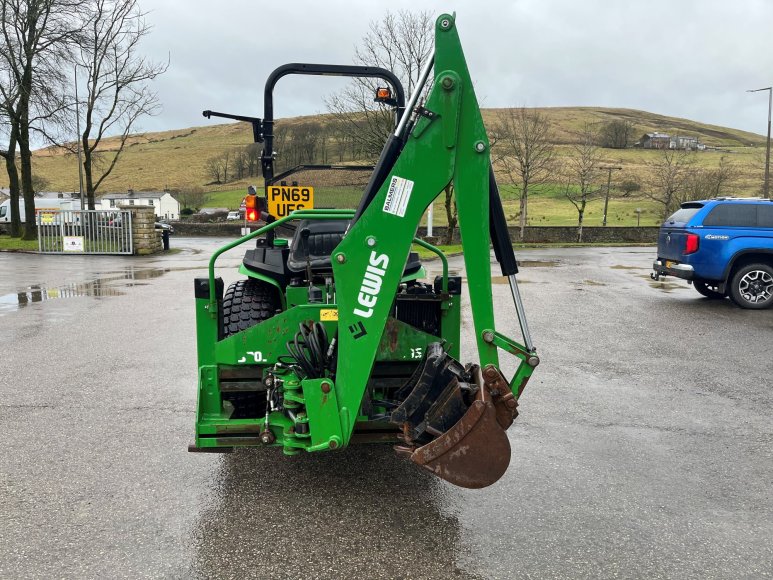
[281,322,336,379]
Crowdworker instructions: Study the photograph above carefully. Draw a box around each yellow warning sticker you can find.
[320,309,338,321]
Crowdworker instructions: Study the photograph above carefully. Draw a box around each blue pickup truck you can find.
[652,198,773,309]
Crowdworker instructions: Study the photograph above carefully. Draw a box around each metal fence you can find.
[37,210,133,254]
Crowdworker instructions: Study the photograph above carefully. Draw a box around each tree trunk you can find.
[518,182,529,240]
[84,147,96,210]
[3,128,21,237]
[443,184,457,245]
[16,92,37,240]
[576,202,586,243]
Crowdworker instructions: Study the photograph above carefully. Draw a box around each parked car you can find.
[652,198,773,309]
[155,221,174,234]
[226,211,241,221]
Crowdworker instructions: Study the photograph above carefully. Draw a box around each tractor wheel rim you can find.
[739,270,773,303]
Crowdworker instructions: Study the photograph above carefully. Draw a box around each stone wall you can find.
[419,225,659,244]
[172,221,294,237]
[171,220,659,245]
[121,205,162,255]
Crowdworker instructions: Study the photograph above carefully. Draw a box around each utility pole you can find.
[598,165,622,226]
[747,86,771,199]
[75,66,85,208]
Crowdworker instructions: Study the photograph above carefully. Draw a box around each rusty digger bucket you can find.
[391,343,518,489]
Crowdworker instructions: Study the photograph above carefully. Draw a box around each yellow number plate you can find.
[665,260,676,268]
[267,185,314,217]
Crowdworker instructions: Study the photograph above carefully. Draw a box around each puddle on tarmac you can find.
[518,259,559,268]
[0,267,177,315]
[637,274,685,293]
[491,276,532,284]
[610,264,645,270]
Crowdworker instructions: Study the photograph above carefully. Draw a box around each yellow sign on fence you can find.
[267,185,314,217]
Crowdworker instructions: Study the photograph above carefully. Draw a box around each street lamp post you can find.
[747,86,771,199]
[598,165,622,226]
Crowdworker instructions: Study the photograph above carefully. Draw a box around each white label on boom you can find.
[383,175,414,218]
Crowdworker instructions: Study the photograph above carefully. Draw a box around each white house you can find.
[98,189,180,220]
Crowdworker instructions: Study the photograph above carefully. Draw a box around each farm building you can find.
[635,133,705,150]
[637,132,672,149]
[670,135,705,150]
[98,189,180,220]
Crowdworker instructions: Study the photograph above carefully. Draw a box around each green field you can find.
[202,183,665,227]
[19,105,768,229]
[25,106,767,194]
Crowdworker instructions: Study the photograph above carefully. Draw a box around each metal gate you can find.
[37,210,133,254]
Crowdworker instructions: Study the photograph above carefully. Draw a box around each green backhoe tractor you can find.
[190,13,540,489]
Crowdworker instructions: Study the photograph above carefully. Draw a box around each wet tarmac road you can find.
[1,240,771,579]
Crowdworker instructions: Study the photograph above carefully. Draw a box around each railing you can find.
[37,210,133,254]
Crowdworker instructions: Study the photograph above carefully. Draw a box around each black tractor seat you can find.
[286,219,422,276]
[288,219,350,272]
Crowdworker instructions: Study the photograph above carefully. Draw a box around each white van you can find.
[0,197,82,223]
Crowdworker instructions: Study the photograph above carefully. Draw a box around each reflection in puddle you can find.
[0,267,170,315]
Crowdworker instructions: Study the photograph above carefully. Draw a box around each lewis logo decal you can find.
[353,251,389,319]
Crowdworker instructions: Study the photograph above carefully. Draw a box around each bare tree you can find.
[679,156,738,205]
[220,149,229,183]
[703,155,738,199]
[619,179,642,197]
[175,186,208,211]
[645,147,695,219]
[0,111,21,236]
[205,155,223,184]
[326,10,433,160]
[491,107,556,240]
[75,0,167,209]
[564,124,604,242]
[245,142,260,177]
[0,0,78,239]
[600,119,635,149]
[231,147,247,181]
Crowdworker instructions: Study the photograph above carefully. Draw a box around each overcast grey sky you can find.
[136,0,773,137]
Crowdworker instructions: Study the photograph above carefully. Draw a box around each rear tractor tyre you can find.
[693,281,726,300]
[729,263,773,310]
[222,279,279,337]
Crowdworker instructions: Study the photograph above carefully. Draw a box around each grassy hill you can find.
[22,107,768,227]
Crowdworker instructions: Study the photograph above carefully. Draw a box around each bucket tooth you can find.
[391,345,514,489]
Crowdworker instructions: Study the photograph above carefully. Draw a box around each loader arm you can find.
[331,14,539,482]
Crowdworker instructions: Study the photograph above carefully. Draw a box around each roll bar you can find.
[203,63,406,186]
[261,63,406,184]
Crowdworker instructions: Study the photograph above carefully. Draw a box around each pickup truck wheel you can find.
[729,264,773,309]
[693,281,726,300]
[222,279,279,337]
